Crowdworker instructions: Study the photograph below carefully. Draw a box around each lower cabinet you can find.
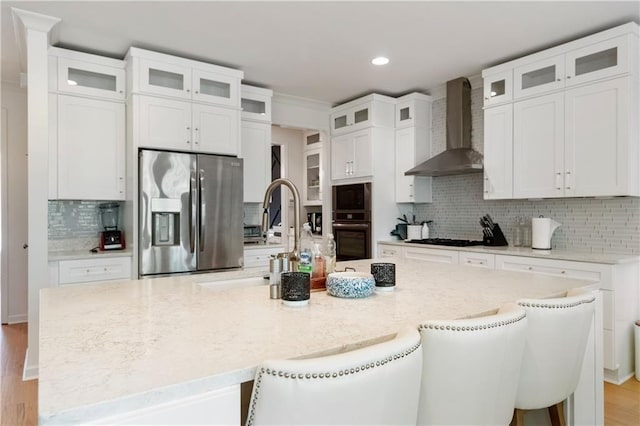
[50,256,132,285]
[243,246,283,269]
[377,242,639,384]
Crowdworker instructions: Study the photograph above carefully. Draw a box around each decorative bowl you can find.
[326,272,375,298]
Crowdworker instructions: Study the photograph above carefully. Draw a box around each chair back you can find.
[246,326,422,425]
[417,303,528,425]
[515,288,595,410]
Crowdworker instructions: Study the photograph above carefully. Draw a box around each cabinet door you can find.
[403,247,459,264]
[138,96,192,151]
[514,55,565,99]
[483,104,513,199]
[331,133,352,180]
[395,100,415,128]
[513,93,564,198]
[241,121,271,203]
[192,104,239,155]
[192,69,240,107]
[58,58,125,100]
[139,59,191,99]
[57,95,125,200]
[459,251,496,269]
[564,77,629,196]
[304,148,322,205]
[395,127,416,202]
[483,70,513,106]
[565,35,629,87]
[351,128,373,178]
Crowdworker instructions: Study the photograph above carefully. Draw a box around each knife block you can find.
[483,223,509,246]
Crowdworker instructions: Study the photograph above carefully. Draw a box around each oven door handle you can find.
[332,222,371,230]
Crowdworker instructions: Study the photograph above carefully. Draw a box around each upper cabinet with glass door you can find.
[50,48,126,101]
[505,24,638,101]
[330,94,395,135]
[482,70,513,107]
[241,85,273,122]
[127,47,243,107]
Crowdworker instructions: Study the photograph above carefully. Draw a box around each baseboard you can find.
[604,368,634,385]
[7,313,27,324]
[22,348,39,381]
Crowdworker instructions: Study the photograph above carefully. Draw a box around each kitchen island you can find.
[39,258,602,425]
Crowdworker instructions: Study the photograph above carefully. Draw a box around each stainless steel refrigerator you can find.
[139,149,243,276]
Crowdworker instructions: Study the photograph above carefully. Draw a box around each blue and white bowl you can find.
[326,272,375,298]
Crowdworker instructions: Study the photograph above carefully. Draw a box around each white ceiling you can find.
[2,1,639,105]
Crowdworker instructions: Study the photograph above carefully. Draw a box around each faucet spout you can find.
[261,178,301,262]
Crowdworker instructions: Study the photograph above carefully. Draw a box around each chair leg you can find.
[510,409,525,426]
[548,402,566,426]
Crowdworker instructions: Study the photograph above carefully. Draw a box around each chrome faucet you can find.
[261,178,301,265]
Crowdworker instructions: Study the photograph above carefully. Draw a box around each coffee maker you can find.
[99,202,125,250]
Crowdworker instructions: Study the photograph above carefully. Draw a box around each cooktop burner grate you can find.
[406,238,485,247]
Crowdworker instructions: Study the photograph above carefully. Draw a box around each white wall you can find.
[1,83,28,324]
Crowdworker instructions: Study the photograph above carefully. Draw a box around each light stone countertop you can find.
[39,258,596,424]
[379,240,639,265]
[48,248,134,261]
[242,242,285,251]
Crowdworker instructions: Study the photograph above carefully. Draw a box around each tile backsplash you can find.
[412,86,640,255]
[48,200,107,239]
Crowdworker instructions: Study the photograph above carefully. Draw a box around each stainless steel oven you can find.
[332,183,372,260]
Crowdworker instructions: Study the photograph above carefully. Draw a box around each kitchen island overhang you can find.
[38,258,603,425]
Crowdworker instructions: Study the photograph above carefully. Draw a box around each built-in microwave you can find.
[332,183,371,222]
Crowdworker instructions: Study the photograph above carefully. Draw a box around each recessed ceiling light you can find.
[371,56,389,66]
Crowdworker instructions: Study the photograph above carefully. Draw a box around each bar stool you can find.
[511,288,596,426]
[417,303,528,425]
[245,326,422,425]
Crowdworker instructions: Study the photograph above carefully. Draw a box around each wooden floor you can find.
[1,323,639,425]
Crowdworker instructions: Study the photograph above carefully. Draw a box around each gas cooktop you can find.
[406,238,485,247]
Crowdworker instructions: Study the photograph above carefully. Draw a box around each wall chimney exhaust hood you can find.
[405,77,483,177]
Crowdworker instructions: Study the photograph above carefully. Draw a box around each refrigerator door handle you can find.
[199,168,205,252]
[189,170,197,253]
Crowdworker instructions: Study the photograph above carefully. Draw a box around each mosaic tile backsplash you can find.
[48,200,114,239]
[412,87,640,255]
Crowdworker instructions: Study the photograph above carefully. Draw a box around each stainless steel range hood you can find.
[405,77,483,177]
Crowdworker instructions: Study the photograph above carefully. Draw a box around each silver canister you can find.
[269,255,283,299]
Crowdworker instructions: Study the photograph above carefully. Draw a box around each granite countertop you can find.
[379,240,639,265]
[243,242,285,250]
[39,257,595,424]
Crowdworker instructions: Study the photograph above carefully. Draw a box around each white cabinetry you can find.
[49,256,132,285]
[127,48,243,156]
[482,70,513,106]
[48,48,126,200]
[303,147,322,205]
[495,254,638,384]
[331,128,373,181]
[242,121,271,203]
[241,85,272,203]
[403,246,459,264]
[483,104,513,199]
[243,245,282,269]
[330,96,394,135]
[459,251,495,269]
[483,22,639,199]
[513,77,634,198]
[394,93,432,203]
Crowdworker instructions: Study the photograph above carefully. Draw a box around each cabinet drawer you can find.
[377,245,401,258]
[59,257,131,284]
[403,247,458,264]
[459,251,496,269]
[243,247,282,269]
[495,255,608,288]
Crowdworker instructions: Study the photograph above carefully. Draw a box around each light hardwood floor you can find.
[1,323,639,425]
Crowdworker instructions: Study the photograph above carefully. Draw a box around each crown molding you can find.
[11,8,61,73]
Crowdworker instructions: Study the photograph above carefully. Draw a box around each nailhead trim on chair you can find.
[518,295,595,309]
[418,311,526,332]
[246,341,421,426]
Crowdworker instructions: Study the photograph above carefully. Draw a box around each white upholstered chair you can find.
[417,303,528,425]
[245,326,422,426]
[511,288,596,426]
